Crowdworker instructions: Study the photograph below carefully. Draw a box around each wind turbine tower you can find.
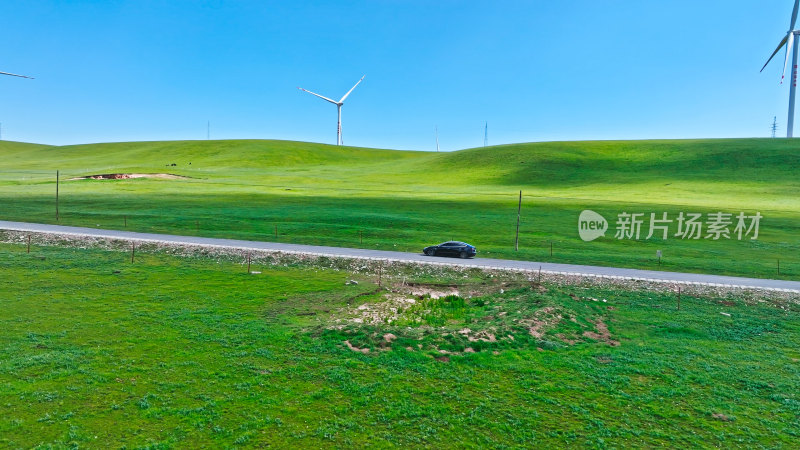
[762,0,800,137]
[484,122,488,147]
[298,75,365,146]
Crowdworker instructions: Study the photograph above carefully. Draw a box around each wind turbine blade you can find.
[782,34,796,83]
[792,0,799,30]
[338,75,365,103]
[0,71,33,79]
[762,34,789,72]
[297,87,338,104]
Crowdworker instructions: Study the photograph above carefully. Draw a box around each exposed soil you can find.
[68,173,189,181]
[522,306,562,338]
[344,340,369,354]
[406,284,460,299]
[583,318,620,347]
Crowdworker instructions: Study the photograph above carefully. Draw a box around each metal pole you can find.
[515,191,522,251]
[337,104,342,145]
[56,170,59,221]
[789,32,800,138]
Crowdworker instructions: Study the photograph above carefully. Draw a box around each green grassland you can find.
[1,242,799,447]
[1,138,799,278]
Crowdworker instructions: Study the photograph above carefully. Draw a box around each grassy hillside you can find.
[0,138,798,279]
[1,242,799,447]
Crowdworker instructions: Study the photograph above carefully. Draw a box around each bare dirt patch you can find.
[344,340,370,354]
[68,173,189,181]
[405,283,460,299]
[583,318,620,347]
[521,306,562,338]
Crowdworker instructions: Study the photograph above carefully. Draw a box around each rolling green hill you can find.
[1,138,798,278]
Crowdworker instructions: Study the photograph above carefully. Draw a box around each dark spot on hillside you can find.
[69,173,189,181]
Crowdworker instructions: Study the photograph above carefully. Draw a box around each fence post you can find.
[56,170,60,221]
[515,190,522,251]
[677,286,681,311]
[131,242,135,263]
[27,235,31,254]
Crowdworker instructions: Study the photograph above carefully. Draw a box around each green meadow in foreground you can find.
[0,138,799,279]
[1,242,799,447]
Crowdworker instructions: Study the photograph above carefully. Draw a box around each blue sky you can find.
[0,0,796,150]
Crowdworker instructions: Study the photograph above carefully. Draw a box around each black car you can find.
[423,241,477,258]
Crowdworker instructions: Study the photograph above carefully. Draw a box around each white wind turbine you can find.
[1,70,33,79]
[1,70,33,140]
[298,75,364,146]
[762,0,800,137]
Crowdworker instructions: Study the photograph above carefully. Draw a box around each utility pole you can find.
[772,116,779,138]
[515,190,522,251]
[484,121,488,147]
[56,170,59,221]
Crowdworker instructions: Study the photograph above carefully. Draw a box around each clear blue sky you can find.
[0,0,796,150]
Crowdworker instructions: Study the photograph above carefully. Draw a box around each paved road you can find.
[2,220,799,293]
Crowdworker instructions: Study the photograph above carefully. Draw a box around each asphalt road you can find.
[1,220,799,293]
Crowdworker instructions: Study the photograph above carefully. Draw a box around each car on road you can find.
[423,241,477,258]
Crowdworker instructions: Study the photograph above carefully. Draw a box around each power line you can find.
[771,116,778,138]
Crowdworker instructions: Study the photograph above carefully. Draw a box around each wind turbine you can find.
[0,70,33,141]
[762,0,800,137]
[0,71,33,79]
[298,75,364,146]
